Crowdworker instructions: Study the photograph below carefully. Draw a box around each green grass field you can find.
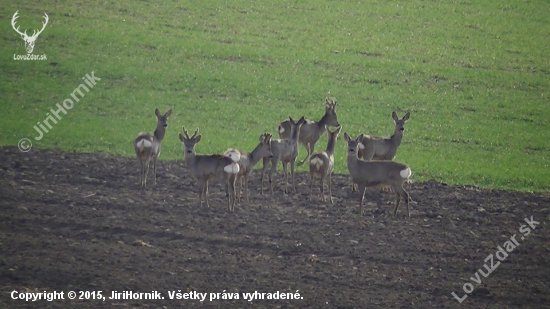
[1,1,549,192]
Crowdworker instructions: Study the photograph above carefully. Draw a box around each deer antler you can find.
[182,127,199,140]
[30,13,48,39]
[11,11,27,37]
[325,97,337,108]
[182,127,190,139]
[261,133,272,143]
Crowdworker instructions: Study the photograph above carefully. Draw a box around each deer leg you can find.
[269,158,278,196]
[139,159,145,186]
[236,175,242,203]
[235,175,240,203]
[197,181,204,208]
[143,158,151,187]
[260,158,268,195]
[243,174,249,203]
[357,183,367,216]
[152,156,158,185]
[328,173,333,204]
[204,180,210,208]
[225,179,230,211]
[309,173,314,201]
[290,161,296,193]
[231,175,237,211]
[282,162,288,194]
[392,187,401,217]
[400,186,410,218]
[320,177,325,202]
[138,159,142,186]
[297,142,310,166]
[228,176,235,211]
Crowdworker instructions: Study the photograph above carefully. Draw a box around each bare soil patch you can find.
[0,146,549,308]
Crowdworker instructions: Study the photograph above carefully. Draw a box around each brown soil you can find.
[1,146,549,309]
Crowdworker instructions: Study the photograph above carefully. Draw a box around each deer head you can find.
[11,11,49,54]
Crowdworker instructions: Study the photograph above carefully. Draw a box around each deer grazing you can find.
[358,111,410,161]
[278,98,339,166]
[226,133,273,202]
[261,116,306,195]
[11,11,49,54]
[345,133,412,218]
[179,128,241,211]
[309,126,341,203]
[134,108,172,187]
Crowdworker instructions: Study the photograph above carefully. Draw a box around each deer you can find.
[351,111,410,192]
[225,134,273,203]
[134,108,172,187]
[179,128,241,211]
[358,111,410,161]
[277,97,339,167]
[11,11,49,54]
[344,133,412,218]
[261,116,306,195]
[309,126,341,203]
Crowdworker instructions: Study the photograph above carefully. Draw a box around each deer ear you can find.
[357,134,364,143]
[164,109,172,118]
[402,112,410,121]
[392,111,399,122]
[155,108,161,118]
[178,133,185,142]
[195,135,202,143]
[344,132,350,142]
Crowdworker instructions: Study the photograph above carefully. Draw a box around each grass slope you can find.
[1,0,549,192]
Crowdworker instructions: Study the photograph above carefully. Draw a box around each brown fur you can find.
[345,133,412,217]
[133,108,172,187]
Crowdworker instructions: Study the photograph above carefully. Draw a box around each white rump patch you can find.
[224,162,240,174]
[224,149,241,162]
[310,157,323,170]
[278,126,285,134]
[358,143,365,150]
[400,168,411,179]
[137,139,152,148]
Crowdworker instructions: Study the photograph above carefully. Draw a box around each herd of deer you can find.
[133,98,412,217]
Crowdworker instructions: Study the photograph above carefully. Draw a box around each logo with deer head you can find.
[11,11,49,54]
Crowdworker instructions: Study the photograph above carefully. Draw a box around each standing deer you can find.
[345,133,412,218]
[352,111,410,192]
[261,116,306,195]
[134,108,172,187]
[11,11,49,54]
[179,128,240,211]
[278,98,339,166]
[358,111,410,160]
[309,126,341,203]
[226,134,273,203]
